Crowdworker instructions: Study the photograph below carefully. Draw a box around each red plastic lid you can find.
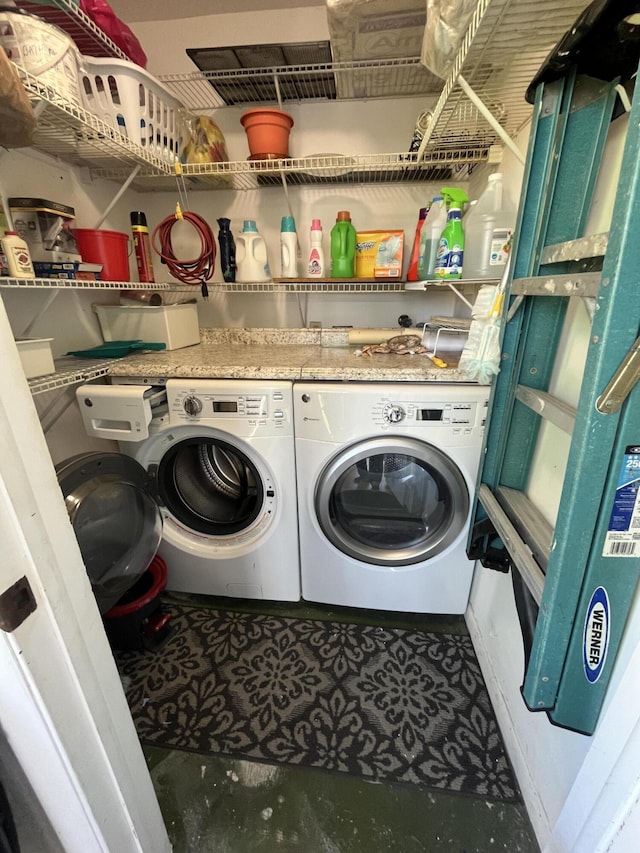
[336,211,351,222]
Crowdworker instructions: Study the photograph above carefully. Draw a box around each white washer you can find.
[294,382,489,613]
[122,379,300,601]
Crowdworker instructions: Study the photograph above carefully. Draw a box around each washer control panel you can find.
[165,380,292,434]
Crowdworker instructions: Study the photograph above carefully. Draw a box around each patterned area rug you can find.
[116,603,519,802]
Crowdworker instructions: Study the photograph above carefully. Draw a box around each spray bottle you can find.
[415,196,446,282]
[434,188,469,279]
[406,205,429,281]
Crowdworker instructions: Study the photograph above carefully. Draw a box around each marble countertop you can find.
[107,328,478,384]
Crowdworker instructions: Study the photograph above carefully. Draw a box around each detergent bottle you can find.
[235,220,271,282]
[307,218,325,277]
[434,188,469,279]
[280,215,298,278]
[415,196,447,282]
[330,210,356,278]
[462,173,515,280]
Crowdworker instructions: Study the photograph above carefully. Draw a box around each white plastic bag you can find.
[421,0,477,79]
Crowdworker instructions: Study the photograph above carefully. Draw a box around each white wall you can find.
[467,110,640,851]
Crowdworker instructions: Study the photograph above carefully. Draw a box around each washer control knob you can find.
[183,395,202,417]
[383,404,405,423]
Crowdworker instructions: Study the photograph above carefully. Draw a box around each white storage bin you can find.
[93,303,200,351]
[79,56,187,163]
[15,338,55,379]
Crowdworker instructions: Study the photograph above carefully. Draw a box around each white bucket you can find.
[0,10,81,105]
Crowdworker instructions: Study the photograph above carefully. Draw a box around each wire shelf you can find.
[14,0,128,59]
[16,64,173,173]
[422,0,592,151]
[160,57,441,109]
[0,277,195,291]
[29,356,115,395]
[92,149,488,191]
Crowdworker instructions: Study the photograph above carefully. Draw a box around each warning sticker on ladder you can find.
[603,446,640,557]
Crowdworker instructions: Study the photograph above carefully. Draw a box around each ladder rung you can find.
[512,272,601,297]
[478,484,546,604]
[540,233,609,265]
[514,385,576,435]
[497,485,553,572]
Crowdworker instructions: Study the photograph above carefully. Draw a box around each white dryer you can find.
[294,382,489,613]
[115,378,301,601]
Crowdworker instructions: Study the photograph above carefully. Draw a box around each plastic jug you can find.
[416,196,447,281]
[235,220,271,283]
[330,211,356,278]
[280,215,298,278]
[462,173,515,280]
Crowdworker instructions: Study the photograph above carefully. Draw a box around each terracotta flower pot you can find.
[240,108,294,159]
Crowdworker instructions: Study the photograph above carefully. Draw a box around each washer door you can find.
[155,436,264,536]
[315,436,469,566]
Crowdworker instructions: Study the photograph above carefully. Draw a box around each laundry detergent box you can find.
[355,230,404,278]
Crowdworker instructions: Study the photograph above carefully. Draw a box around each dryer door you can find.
[56,452,163,613]
[153,435,265,536]
[315,436,469,566]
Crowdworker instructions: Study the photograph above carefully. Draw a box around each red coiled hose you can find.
[152,211,216,297]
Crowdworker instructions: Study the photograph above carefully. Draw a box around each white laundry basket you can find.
[79,56,187,163]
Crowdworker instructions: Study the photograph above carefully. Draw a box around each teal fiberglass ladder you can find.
[470,5,640,735]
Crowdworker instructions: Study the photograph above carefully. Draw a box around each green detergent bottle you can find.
[330,210,357,278]
[434,188,469,279]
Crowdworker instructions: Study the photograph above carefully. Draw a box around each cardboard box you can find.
[326,0,440,98]
[8,197,80,263]
[33,261,102,281]
[355,230,404,278]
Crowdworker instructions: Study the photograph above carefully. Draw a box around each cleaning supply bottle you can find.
[462,173,515,280]
[434,188,469,279]
[130,211,155,283]
[217,217,236,283]
[415,196,447,281]
[1,230,34,278]
[406,206,429,281]
[235,219,271,283]
[330,210,356,278]
[307,218,325,278]
[280,215,298,278]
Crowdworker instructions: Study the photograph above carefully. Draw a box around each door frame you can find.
[0,296,169,852]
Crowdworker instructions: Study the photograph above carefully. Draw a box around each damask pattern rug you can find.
[115,604,519,802]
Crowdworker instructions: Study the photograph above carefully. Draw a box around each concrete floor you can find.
[140,595,540,852]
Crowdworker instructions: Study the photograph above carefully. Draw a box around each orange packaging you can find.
[355,230,404,278]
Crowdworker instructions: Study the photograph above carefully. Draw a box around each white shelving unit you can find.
[13,0,592,188]
[5,0,591,396]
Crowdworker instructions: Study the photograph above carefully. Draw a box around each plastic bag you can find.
[0,47,36,148]
[420,0,477,79]
[180,115,229,164]
[79,0,147,68]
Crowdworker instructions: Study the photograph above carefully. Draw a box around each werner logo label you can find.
[583,587,610,683]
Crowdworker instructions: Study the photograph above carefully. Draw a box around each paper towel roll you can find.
[347,328,404,345]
